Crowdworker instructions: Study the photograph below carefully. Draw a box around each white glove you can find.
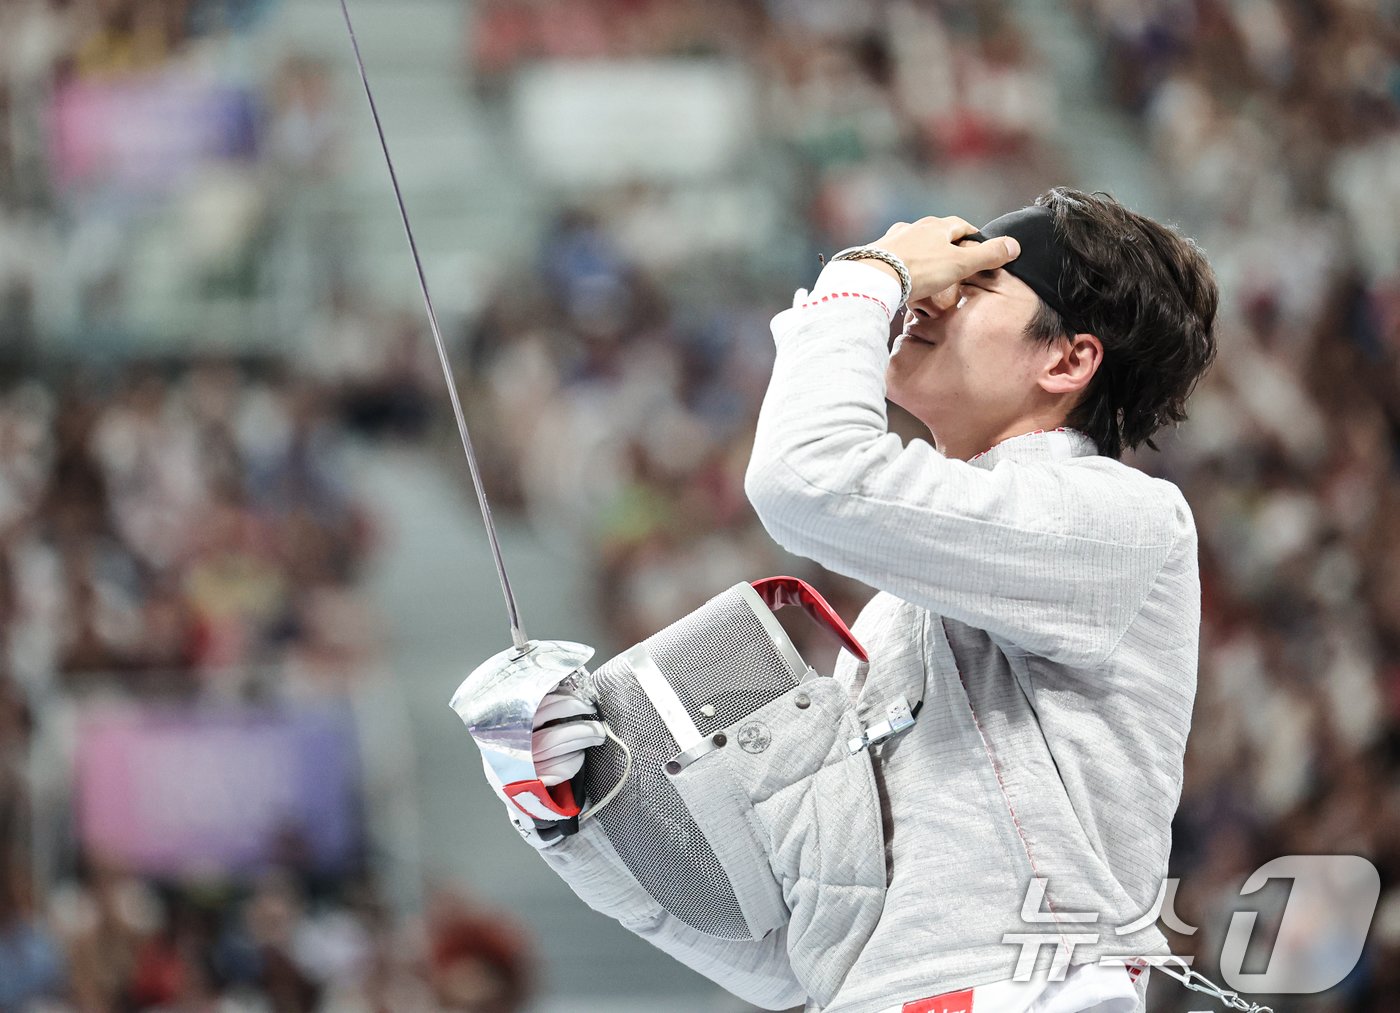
[531,689,607,786]
[480,688,606,848]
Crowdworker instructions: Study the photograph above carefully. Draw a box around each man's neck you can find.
[935,416,1071,461]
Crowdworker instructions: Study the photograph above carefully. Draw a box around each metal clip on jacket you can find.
[847,695,918,754]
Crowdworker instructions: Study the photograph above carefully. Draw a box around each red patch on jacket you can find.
[903,987,974,1013]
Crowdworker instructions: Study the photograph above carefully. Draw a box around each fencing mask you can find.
[451,576,882,941]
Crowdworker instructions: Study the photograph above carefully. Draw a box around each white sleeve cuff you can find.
[810,260,904,321]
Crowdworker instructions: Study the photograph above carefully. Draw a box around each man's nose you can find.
[908,284,961,321]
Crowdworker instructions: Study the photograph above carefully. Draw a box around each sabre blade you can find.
[338,0,527,650]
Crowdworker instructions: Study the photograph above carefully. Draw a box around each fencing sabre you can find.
[334,0,859,841]
[338,5,884,947]
[337,0,604,823]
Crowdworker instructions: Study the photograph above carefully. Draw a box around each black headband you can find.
[970,205,1084,333]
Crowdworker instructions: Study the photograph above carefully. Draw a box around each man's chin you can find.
[884,367,906,410]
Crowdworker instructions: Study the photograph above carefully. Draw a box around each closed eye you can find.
[963,272,1001,294]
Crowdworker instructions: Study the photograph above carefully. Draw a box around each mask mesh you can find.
[581,585,803,939]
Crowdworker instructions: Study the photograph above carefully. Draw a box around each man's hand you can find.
[479,688,605,850]
[862,216,1021,304]
[532,689,606,786]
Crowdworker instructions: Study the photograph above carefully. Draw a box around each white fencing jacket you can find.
[540,262,1199,1013]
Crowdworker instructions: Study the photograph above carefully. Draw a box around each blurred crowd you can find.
[0,363,378,697]
[3,0,1399,1010]
[0,0,523,1010]
[1,848,533,1012]
[0,354,539,1013]
[473,0,1059,232]
[0,357,536,1012]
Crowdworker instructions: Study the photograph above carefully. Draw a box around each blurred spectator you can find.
[265,55,342,181]
[427,896,533,1013]
[50,860,163,1011]
[0,674,65,1011]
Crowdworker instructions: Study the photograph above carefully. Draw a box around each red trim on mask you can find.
[751,576,869,662]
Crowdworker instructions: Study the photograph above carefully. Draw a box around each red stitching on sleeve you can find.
[797,291,892,318]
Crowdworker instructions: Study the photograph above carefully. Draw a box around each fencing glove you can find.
[483,687,606,849]
[532,688,607,784]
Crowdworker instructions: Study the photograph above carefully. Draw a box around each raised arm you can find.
[744,261,1188,667]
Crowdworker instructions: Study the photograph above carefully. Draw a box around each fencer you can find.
[484,189,1219,1013]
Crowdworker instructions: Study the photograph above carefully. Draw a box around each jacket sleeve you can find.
[744,262,1185,668]
[538,821,806,1010]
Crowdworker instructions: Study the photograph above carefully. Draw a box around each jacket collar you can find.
[966,428,1098,471]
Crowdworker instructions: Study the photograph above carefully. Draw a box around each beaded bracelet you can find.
[829,246,912,306]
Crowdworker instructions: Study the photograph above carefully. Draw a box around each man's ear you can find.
[1039,332,1102,397]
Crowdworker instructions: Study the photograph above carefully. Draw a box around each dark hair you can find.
[1024,188,1218,459]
